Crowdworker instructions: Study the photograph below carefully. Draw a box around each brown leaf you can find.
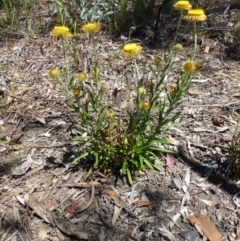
[101,188,121,205]
[27,196,50,223]
[112,205,121,226]
[132,200,152,206]
[186,216,221,241]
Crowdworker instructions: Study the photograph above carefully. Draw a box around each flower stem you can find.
[192,22,197,60]
[173,11,183,45]
[61,37,70,82]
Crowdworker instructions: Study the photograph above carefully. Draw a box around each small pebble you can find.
[139,223,148,232]
[152,231,159,238]
[178,230,199,241]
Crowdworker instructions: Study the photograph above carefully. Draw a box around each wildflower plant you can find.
[227,121,240,179]
[49,2,204,184]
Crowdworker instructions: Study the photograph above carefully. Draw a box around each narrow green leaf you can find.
[72,152,89,164]
[127,168,133,185]
[97,105,108,129]
[142,157,155,170]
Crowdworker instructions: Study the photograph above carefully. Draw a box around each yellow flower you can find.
[107,110,114,118]
[138,87,146,96]
[173,44,183,51]
[173,1,192,11]
[169,86,177,97]
[154,57,162,66]
[140,100,150,110]
[122,43,142,59]
[73,89,79,98]
[48,67,60,78]
[50,26,73,38]
[182,60,197,73]
[76,72,88,82]
[184,9,207,22]
[81,22,101,34]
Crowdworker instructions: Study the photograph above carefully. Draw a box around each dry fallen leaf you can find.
[132,200,152,206]
[199,198,213,206]
[102,188,121,205]
[186,216,221,241]
[166,153,175,169]
[66,199,76,220]
[112,205,122,226]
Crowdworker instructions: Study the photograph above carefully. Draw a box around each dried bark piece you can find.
[186,216,221,241]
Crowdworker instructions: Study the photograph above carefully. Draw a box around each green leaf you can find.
[127,168,133,185]
[141,157,155,170]
[97,105,109,129]
[129,159,137,166]
[139,155,144,169]
[94,152,99,168]
[72,152,89,164]
[148,146,174,153]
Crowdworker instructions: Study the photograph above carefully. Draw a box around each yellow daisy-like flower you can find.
[173,44,183,51]
[173,1,192,11]
[184,9,207,22]
[182,60,197,74]
[50,26,73,38]
[76,72,88,82]
[107,110,114,118]
[140,100,151,110]
[48,67,60,78]
[81,22,101,34]
[122,43,142,59]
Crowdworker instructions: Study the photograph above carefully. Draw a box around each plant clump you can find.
[48,2,207,184]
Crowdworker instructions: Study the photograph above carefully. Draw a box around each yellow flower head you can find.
[140,100,151,110]
[184,9,207,22]
[173,44,183,51]
[50,26,73,38]
[169,86,177,97]
[48,67,60,78]
[138,87,146,96]
[81,22,101,34]
[173,1,192,11]
[76,72,88,82]
[73,89,79,98]
[107,110,114,118]
[122,43,142,59]
[182,60,197,74]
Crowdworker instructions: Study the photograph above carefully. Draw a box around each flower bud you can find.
[138,87,146,96]
[140,100,150,110]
